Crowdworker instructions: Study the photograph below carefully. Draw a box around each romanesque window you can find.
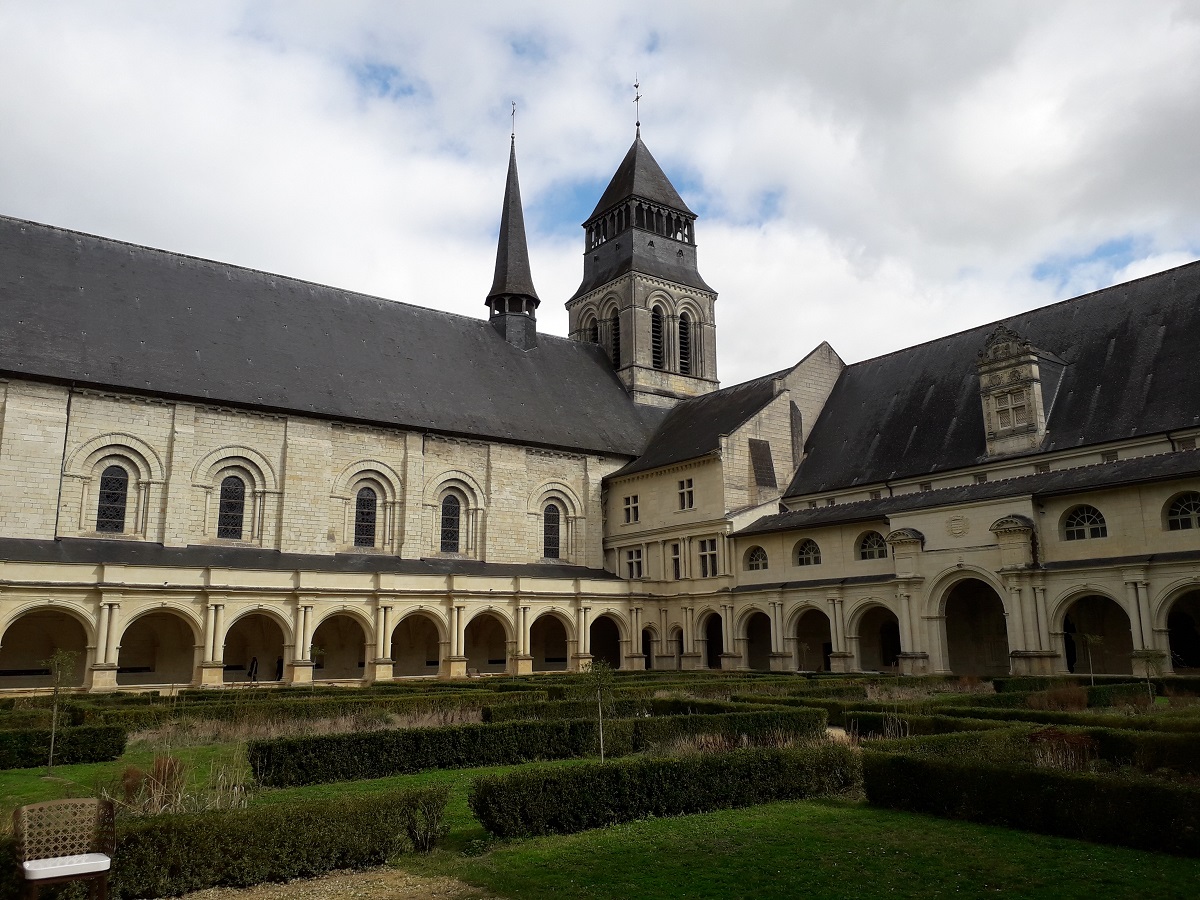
[678,478,694,510]
[95,464,129,533]
[625,547,643,579]
[585,315,599,344]
[746,546,768,571]
[795,539,822,566]
[858,531,888,560]
[1064,505,1107,540]
[217,475,246,540]
[623,494,639,524]
[354,486,378,547]
[440,494,462,553]
[678,312,693,375]
[699,538,718,577]
[994,390,1029,429]
[543,502,561,558]
[1167,492,1200,531]
[651,307,665,370]
[610,311,621,367]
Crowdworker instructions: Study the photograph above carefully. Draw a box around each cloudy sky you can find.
[2,1,1199,386]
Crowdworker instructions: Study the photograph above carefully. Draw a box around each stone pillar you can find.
[446,605,467,677]
[680,605,703,670]
[88,601,120,691]
[513,606,533,675]
[366,602,393,683]
[719,603,740,670]
[827,595,853,673]
[768,600,791,671]
[200,602,226,686]
[626,606,646,670]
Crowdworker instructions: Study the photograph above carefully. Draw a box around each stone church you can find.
[0,129,1198,691]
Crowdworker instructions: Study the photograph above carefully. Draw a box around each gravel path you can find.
[171,868,496,900]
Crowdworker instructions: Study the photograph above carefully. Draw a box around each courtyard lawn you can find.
[400,797,1200,900]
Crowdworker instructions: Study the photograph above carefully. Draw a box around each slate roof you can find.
[588,132,694,221]
[0,215,657,456]
[487,138,540,306]
[786,260,1200,497]
[0,537,621,579]
[611,370,786,478]
[741,449,1200,537]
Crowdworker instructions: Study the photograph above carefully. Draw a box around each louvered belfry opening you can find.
[679,313,692,375]
[651,307,665,369]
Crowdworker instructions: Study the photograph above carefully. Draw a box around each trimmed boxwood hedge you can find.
[934,705,1200,733]
[0,725,126,769]
[862,749,1200,856]
[0,785,444,899]
[249,706,827,787]
[469,744,860,838]
[846,710,1015,738]
[482,697,745,723]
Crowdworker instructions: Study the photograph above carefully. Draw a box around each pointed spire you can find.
[587,132,694,222]
[486,136,540,311]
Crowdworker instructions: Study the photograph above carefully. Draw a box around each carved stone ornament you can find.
[989,514,1035,535]
[945,515,970,537]
[884,527,925,547]
[978,324,1029,362]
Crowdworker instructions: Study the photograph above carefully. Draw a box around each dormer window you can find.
[994,390,1029,429]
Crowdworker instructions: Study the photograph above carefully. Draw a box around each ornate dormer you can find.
[486,137,540,351]
[566,130,718,407]
[977,325,1062,458]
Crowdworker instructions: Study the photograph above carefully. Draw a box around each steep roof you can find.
[611,370,785,478]
[588,132,694,221]
[487,138,540,307]
[748,448,1200,537]
[0,215,655,456]
[786,260,1200,496]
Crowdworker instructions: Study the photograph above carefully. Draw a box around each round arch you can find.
[116,608,200,686]
[742,609,773,671]
[0,605,90,689]
[1162,587,1200,672]
[310,612,370,681]
[942,578,1011,677]
[848,601,902,673]
[695,607,724,669]
[66,432,164,482]
[464,609,512,674]
[526,481,584,519]
[530,608,573,672]
[390,609,445,677]
[640,621,660,670]
[333,459,403,503]
[192,445,278,493]
[1055,591,1134,676]
[0,601,98,649]
[222,611,288,683]
[789,605,833,672]
[589,612,624,670]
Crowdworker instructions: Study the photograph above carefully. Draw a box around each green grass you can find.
[400,797,1200,900]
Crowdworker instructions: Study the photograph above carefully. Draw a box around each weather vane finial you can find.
[511,101,516,141]
[633,75,642,133]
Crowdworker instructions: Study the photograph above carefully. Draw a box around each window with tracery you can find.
[440,494,461,553]
[96,464,128,533]
[858,531,888,560]
[1167,492,1200,530]
[795,539,822,566]
[354,486,378,547]
[543,503,561,559]
[746,546,768,571]
[1064,505,1107,540]
[217,475,246,540]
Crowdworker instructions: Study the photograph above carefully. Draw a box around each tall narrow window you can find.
[543,503,561,559]
[354,486,378,547]
[678,312,692,375]
[625,548,643,579]
[217,475,246,540]
[440,494,461,553]
[651,307,665,369]
[585,316,599,344]
[623,495,639,524]
[699,538,718,577]
[671,542,682,580]
[610,311,621,367]
[678,478,694,510]
[96,465,128,533]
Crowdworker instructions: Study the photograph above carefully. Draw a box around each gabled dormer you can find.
[977,325,1064,457]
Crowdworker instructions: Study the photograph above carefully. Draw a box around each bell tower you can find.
[566,130,718,406]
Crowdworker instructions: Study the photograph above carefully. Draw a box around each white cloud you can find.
[1,0,1198,388]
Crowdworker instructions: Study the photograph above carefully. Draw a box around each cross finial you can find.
[633,75,641,133]
[511,100,516,141]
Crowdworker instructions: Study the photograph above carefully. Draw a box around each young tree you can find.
[1076,633,1104,686]
[576,658,616,762]
[43,648,79,774]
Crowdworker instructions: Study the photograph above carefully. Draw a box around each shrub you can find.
[469,744,860,838]
[0,725,126,769]
[1086,682,1152,709]
[249,707,826,787]
[847,710,1013,738]
[862,750,1200,857]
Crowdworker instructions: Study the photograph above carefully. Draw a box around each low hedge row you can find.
[0,785,445,899]
[469,744,860,838]
[862,749,1200,856]
[846,710,1015,738]
[936,705,1200,733]
[249,706,827,786]
[482,697,743,723]
[0,725,126,769]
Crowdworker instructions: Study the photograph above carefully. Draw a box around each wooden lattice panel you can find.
[12,798,115,863]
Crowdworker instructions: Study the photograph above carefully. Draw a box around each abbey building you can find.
[0,131,1198,691]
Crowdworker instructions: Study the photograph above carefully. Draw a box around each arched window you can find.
[745,546,768,571]
[858,531,888,560]
[543,503,561,559]
[795,539,822,566]
[585,315,599,344]
[354,486,378,547]
[610,311,621,367]
[1064,505,1107,540]
[440,494,461,553]
[217,475,246,540]
[95,464,129,533]
[1167,492,1200,531]
[679,312,692,375]
[651,307,665,370]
